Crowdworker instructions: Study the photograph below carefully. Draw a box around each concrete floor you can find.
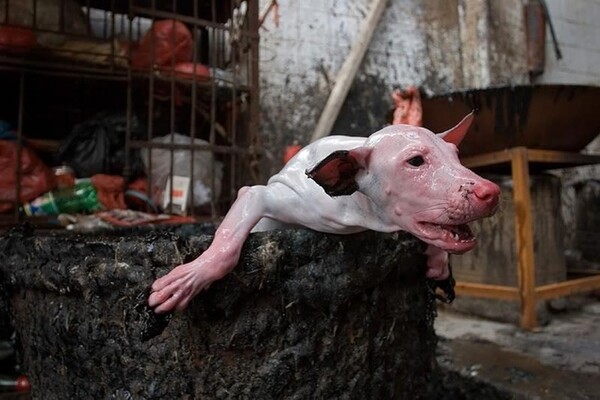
[435,300,600,399]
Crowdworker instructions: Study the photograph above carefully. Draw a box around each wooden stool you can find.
[457,147,600,329]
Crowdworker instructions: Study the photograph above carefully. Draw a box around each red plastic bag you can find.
[0,140,56,213]
[0,26,36,53]
[131,20,193,70]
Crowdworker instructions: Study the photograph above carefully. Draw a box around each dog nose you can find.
[473,181,500,206]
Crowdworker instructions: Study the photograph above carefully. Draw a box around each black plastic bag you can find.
[58,114,145,180]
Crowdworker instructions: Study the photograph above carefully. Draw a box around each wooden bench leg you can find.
[511,147,537,330]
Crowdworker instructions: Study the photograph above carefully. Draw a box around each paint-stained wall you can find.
[258,0,600,172]
[258,0,529,169]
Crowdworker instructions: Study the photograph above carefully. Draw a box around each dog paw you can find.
[148,262,217,313]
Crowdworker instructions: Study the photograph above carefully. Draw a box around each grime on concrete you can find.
[1,225,443,399]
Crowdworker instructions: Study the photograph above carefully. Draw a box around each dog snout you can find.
[473,180,500,209]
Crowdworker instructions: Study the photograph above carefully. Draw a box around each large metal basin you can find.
[422,85,600,157]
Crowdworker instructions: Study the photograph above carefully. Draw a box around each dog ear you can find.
[437,110,475,146]
[306,148,370,197]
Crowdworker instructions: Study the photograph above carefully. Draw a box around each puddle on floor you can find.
[439,338,598,400]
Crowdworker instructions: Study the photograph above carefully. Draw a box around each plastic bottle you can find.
[0,374,30,393]
[22,180,101,216]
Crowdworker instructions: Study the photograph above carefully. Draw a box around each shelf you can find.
[0,53,128,81]
[0,52,252,93]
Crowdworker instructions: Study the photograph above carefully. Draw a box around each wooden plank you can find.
[526,149,600,166]
[461,147,600,170]
[310,0,388,142]
[511,147,538,330]
[536,275,600,301]
[461,149,513,168]
[455,282,519,301]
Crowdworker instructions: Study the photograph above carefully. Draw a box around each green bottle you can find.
[22,180,102,216]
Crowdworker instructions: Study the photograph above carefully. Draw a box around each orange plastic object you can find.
[391,86,422,127]
[283,144,302,164]
[0,26,36,53]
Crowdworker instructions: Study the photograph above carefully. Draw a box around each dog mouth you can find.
[415,222,476,253]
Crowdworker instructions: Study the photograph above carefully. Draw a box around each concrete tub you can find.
[0,225,448,399]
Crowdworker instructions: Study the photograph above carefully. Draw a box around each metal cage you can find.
[0,0,260,228]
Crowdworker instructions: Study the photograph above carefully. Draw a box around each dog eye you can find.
[407,155,425,167]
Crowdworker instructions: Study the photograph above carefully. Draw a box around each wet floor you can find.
[436,301,600,399]
[439,339,598,399]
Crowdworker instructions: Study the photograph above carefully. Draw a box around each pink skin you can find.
[424,246,449,280]
[149,112,500,313]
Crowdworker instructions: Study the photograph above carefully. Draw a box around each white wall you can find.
[258,0,529,163]
[258,0,600,169]
[536,0,600,87]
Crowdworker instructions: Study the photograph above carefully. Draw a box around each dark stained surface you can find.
[422,85,600,157]
[0,225,449,399]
